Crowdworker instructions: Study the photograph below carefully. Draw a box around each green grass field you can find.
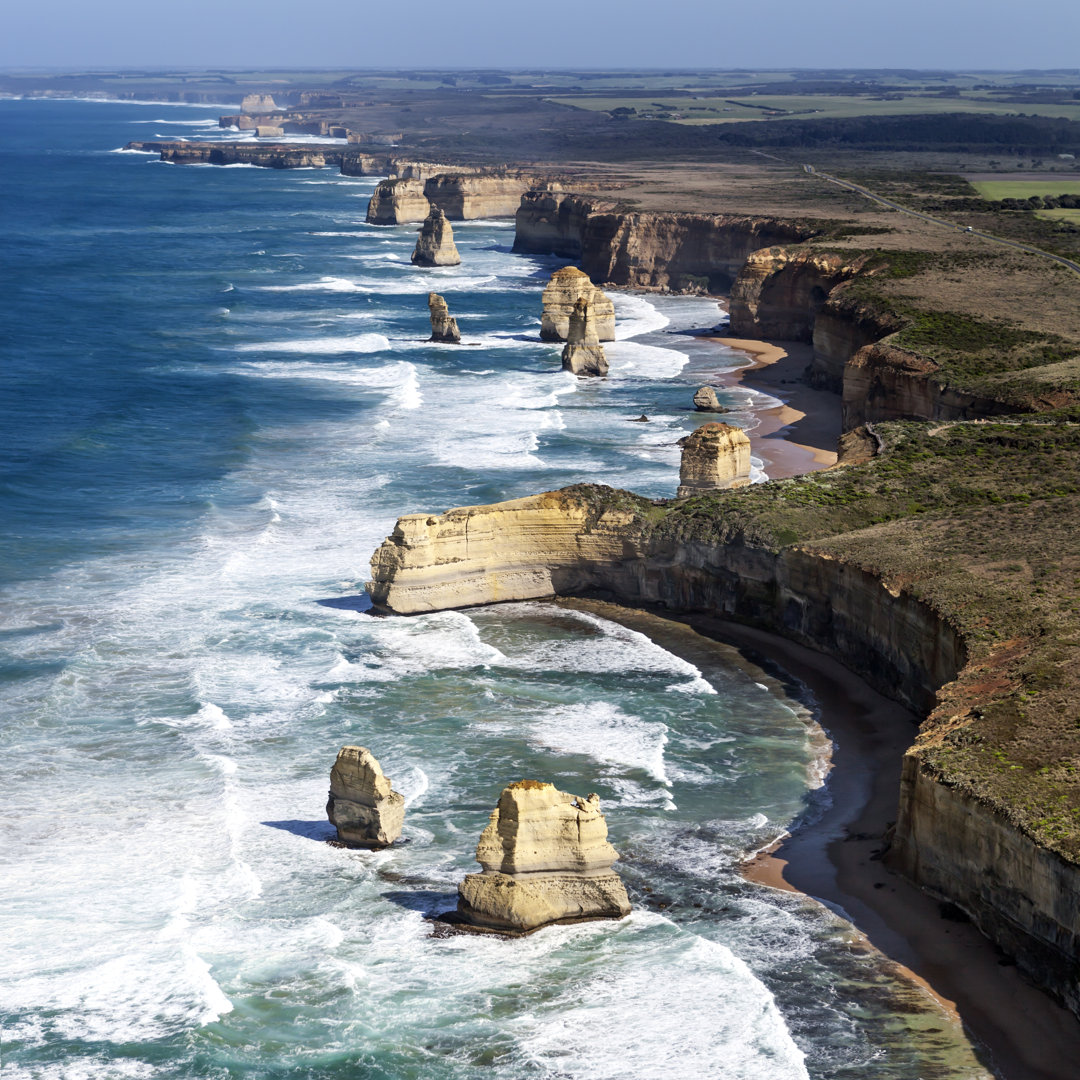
[972,181,1080,200]
[1035,207,1080,224]
[548,92,1080,125]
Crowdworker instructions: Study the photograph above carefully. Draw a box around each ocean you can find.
[1,100,989,1079]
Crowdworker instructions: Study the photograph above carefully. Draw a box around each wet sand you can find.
[708,336,841,479]
[562,598,1080,1080]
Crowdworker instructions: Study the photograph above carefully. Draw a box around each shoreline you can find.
[709,334,841,478]
[560,599,1080,1080]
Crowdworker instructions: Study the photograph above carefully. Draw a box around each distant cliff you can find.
[126,140,346,169]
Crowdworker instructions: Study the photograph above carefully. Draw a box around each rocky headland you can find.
[456,780,632,934]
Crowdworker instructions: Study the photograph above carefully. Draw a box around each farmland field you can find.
[972,180,1080,199]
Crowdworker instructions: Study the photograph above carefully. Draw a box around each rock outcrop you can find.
[412,209,461,267]
[561,299,608,376]
[240,93,279,115]
[514,192,817,292]
[428,293,461,343]
[326,746,405,848]
[339,152,398,178]
[366,178,431,225]
[540,267,615,342]
[127,141,345,169]
[457,780,632,933]
[676,423,751,496]
[693,386,727,412]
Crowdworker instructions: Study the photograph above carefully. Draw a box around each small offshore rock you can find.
[693,386,728,413]
[541,266,615,342]
[457,779,631,933]
[412,208,461,267]
[326,746,405,848]
[428,292,461,344]
[676,422,751,497]
[629,415,650,423]
[561,298,608,377]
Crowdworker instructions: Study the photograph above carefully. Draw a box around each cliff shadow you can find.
[262,818,337,842]
[315,594,373,613]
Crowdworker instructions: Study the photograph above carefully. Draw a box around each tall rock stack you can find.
[428,293,461,343]
[326,746,405,848]
[561,299,608,377]
[676,422,751,497]
[541,266,615,342]
[457,780,632,933]
[412,209,462,267]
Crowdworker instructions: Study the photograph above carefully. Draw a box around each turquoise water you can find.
[1,100,987,1079]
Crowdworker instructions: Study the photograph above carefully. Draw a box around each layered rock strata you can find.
[326,746,405,848]
[540,266,615,342]
[676,423,751,496]
[428,293,461,344]
[514,192,816,291]
[457,780,632,933]
[366,483,1080,1012]
[560,299,608,376]
[412,209,461,267]
[366,178,430,225]
[693,386,727,412]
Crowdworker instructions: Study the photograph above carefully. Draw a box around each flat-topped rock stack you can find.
[412,209,461,267]
[561,298,608,377]
[240,93,279,115]
[541,266,615,342]
[457,780,631,934]
[428,292,461,343]
[326,746,405,848]
[676,422,751,497]
[366,178,431,225]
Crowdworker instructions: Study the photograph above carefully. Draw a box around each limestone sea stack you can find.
[428,292,461,343]
[366,178,431,225]
[457,780,632,933]
[412,209,461,267]
[541,266,615,342]
[693,386,728,412]
[561,298,608,377]
[240,93,279,115]
[326,746,405,848]
[677,422,751,497]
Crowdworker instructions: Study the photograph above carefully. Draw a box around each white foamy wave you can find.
[528,700,670,787]
[258,276,363,293]
[232,333,389,355]
[109,146,158,155]
[349,274,497,296]
[513,913,808,1080]
[343,252,403,261]
[613,293,671,340]
[131,118,220,127]
[607,340,689,380]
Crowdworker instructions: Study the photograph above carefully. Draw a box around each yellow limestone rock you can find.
[676,422,751,497]
[326,746,405,848]
[541,266,615,342]
[561,298,608,377]
[366,178,431,225]
[457,780,631,933]
[240,93,279,115]
[411,209,461,267]
[428,292,461,343]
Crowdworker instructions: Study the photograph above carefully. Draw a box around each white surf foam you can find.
[232,333,389,355]
[613,293,671,340]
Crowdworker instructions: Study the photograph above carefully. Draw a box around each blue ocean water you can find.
[0,100,989,1080]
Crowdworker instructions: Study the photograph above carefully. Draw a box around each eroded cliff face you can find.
[842,343,1012,428]
[366,177,430,225]
[367,172,560,225]
[728,248,867,341]
[129,141,345,169]
[513,192,816,292]
[810,293,903,392]
[366,485,1080,1014]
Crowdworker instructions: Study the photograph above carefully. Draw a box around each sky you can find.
[1,0,1078,72]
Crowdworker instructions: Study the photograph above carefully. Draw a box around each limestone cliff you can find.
[513,191,817,292]
[427,293,461,344]
[240,93,279,115]
[457,780,631,933]
[560,299,608,377]
[128,141,345,169]
[412,209,461,267]
[366,178,431,225]
[326,746,405,848]
[367,474,1080,1012]
[339,152,398,178]
[676,423,750,497]
[540,266,615,342]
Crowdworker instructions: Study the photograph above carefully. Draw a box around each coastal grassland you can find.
[582,419,1080,857]
[971,180,1080,200]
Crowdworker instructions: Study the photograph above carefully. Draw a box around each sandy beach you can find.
[708,335,842,479]
[562,598,1080,1080]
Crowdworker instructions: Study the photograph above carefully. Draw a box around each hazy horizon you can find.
[2,0,1078,72]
